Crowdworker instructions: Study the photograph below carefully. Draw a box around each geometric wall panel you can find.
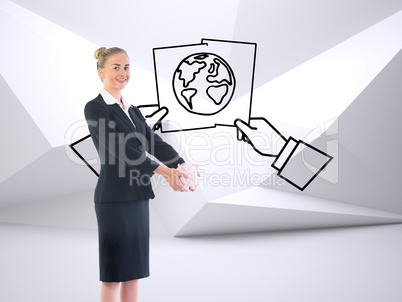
[0,191,168,234]
[175,187,402,237]
[0,190,97,229]
[151,182,402,237]
[1,0,401,238]
[252,10,402,136]
[0,146,96,208]
[234,2,402,87]
[263,49,402,215]
[0,74,51,183]
[149,14,402,236]
[0,0,98,147]
[12,0,402,88]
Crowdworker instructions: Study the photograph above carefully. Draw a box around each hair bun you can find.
[94,47,107,60]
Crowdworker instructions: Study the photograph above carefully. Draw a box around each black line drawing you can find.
[71,38,334,191]
[273,140,333,191]
[234,117,334,191]
[69,105,168,178]
[172,52,236,115]
[153,38,256,132]
[136,104,169,131]
[69,134,99,177]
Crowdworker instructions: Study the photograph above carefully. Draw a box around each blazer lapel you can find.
[128,106,145,135]
[108,104,146,148]
[109,104,137,133]
[128,106,147,147]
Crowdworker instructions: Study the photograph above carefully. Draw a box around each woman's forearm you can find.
[153,165,189,192]
[153,165,169,176]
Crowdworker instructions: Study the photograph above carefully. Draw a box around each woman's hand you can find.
[154,165,189,192]
[177,163,199,192]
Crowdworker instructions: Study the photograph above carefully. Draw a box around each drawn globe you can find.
[172,52,236,115]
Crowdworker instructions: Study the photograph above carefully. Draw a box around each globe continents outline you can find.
[172,52,236,116]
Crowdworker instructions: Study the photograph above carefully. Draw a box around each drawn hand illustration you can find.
[69,104,169,178]
[234,117,333,191]
[70,39,334,192]
[137,105,169,131]
[234,117,287,157]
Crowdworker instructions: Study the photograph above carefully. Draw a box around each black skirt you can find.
[94,199,150,282]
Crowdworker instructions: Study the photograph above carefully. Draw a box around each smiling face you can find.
[98,52,131,93]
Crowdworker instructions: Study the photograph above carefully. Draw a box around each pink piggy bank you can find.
[177,163,199,191]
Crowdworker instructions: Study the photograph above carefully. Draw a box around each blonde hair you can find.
[94,46,128,70]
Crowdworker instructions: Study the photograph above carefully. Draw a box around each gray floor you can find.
[1,222,402,302]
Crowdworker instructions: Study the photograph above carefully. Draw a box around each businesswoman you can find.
[84,47,188,302]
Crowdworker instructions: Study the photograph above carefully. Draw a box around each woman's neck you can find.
[104,87,123,107]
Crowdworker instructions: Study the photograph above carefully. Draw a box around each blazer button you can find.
[138,145,143,151]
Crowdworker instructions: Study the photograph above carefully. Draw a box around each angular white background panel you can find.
[0,74,51,183]
[263,49,402,216]
[0,0,400,234]
[252,10,402,136]
[176,188,402,237]
[1,0,402,301]
[0,1,98,147]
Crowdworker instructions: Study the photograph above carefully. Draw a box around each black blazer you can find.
[84,94,185,203]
